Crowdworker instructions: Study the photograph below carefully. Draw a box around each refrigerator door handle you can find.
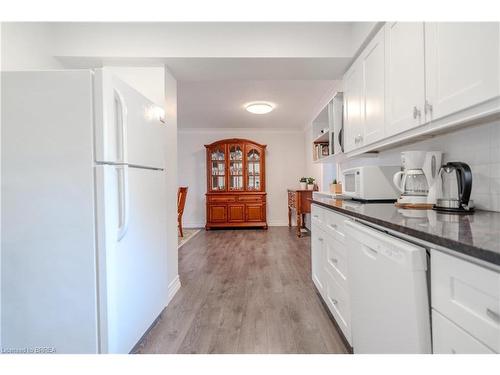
[114,88,128,163]
[117,165,130,241]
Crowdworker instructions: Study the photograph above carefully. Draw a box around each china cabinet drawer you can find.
[325,270,352,344]
[324,231,349,288]
[431,250,500,352]
[237,195,263,202]
[208,195,237,203]
[432,309,496,354]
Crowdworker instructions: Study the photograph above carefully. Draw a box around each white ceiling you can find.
[51,22,380,131]
[178,79,337,130]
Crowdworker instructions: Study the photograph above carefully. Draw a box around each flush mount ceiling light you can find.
[245,102,274,115]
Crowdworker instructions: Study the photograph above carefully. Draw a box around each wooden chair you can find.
[178,186,188,237]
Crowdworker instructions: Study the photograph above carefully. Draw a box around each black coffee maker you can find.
[433,162,474,214]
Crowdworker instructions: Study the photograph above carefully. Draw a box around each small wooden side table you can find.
[287,189,314,237]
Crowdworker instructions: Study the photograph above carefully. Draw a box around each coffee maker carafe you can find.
[433,162,474,213]
[393,151,442,206]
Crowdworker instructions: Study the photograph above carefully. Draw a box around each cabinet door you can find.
[385,22,426,136]
[228,204,245,223]
[207,145,227,192]
[432,310,495,354]
[311,226,326,294]
[425,22,500,121]
[246,204,263,222]
[362,27,386,145]
[245,145,264,191]
[228,143,244,191]
[343,60,364,152]
[208,204,227,223]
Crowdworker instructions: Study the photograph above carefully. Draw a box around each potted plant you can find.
[329,179,342,194]
[307,177,315,190]
[299,177,307,190]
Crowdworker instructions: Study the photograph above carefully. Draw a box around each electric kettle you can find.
[433,162,474,213]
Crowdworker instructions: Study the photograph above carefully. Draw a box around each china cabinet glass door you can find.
[246,146,262,191]
[210,146,226,191]
[229,144,244,191]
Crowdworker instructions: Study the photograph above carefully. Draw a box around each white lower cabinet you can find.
[431,250,500,353]
[432,310,495,354]
[312,205,500,354]
[311,204,352,345]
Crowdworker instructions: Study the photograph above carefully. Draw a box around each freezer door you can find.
[94,69,166,169]
[95,165,168,353]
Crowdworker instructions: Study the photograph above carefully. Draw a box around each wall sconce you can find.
[145,105,166,123]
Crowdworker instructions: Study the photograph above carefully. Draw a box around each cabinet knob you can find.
[425,100,433,115]
[413,106,421,119]
[486,308,500,323]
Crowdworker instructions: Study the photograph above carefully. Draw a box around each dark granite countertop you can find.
[310,197,500,267]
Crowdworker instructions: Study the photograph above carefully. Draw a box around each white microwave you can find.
[342,166,400,201]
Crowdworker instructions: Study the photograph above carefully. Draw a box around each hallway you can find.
[137,227,348,354]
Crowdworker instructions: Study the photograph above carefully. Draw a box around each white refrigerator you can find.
[1,69,169,353]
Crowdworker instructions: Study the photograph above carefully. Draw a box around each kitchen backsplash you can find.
[338,119,500,212]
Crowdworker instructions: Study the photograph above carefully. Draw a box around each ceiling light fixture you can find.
[245,102,274,115]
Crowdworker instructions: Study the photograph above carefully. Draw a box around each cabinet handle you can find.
[331,258,338,264]
[318,237,324,242]
[425,100,433,115]
[328,223,338,229]
[413,106,421,119]
[331,298,338,305]
[486,308,500,323]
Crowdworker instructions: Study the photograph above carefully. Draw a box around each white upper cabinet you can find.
[361,27,386,145]
[425,22,500,121]
[384,22,426,136]
[341,22,500,155]
[343,60,364,152]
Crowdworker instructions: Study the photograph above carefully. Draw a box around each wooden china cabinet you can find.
[205,138,267,229]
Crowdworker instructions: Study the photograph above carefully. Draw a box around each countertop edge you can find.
[310,198,500,267]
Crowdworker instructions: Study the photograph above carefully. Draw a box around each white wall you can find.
[108,66,179,293]
[164,68,179,293]
[303,124,324,188]
[339,120,500,212]
[50,22,354,59]
[178,129,306,228]
[1,23,63,70]
[105,66,165,107]
[349,22,382,58]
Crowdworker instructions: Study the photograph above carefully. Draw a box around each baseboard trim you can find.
[184,223,205,229]
[167,275,181,304]
[186,222,293,228]
[267,221,289,227]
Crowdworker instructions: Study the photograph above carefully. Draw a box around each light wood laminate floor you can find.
[136,227,348,354]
